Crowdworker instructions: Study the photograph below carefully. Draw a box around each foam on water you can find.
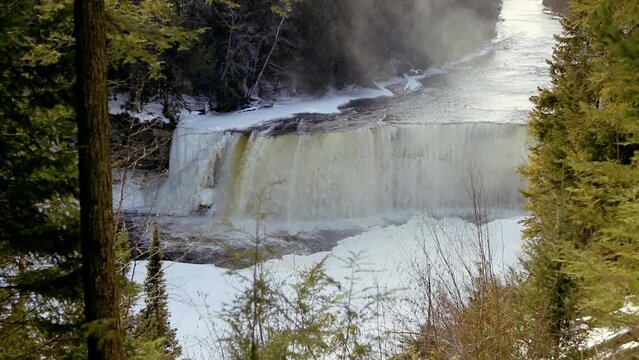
[152,123,528,223]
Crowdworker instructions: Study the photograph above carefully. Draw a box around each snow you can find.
[619,300,639,315]
[621,341,639,351]
[108,41,497,132]
[403,76,424,92]
[109,96,168,123]
[184,86,395,131]
[377,66,446,89]
[580,299,639,355]
[170,43,494,132]
[584,328,622,350]
[109,85,394,131]
[132,215,525,359]
[583,326,639,359]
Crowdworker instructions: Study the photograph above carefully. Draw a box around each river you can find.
[120,0,560,265]
[126,0,562,357]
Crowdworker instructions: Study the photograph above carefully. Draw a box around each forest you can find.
[107,0,502,113]
[1,0,639,358]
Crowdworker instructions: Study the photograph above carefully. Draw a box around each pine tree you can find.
[520,13,598,350]
[561,0,639,324]
[1,0,194,357]
[0,1,84,357]
[138,225,182,359]
[522,0,639,354]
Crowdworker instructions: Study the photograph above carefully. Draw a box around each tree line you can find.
[115,0,502,114]
[521,0,639,354]
[0,0,180,357]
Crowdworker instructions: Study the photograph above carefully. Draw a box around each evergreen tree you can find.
[0,1,84,357]
[522,0,639,354]
[138,226,181,359]
[521,12,597,350]
[0,0,194,357]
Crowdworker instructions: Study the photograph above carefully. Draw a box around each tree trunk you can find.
[246,15,286,101]
[74,0,124,359]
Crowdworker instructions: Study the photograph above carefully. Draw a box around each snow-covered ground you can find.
[583,301,639,356]
[132,215,525,359]
[179,86,394,132]
[131,214,638,359]
[109,83,395,131]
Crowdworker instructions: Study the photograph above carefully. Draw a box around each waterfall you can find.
[154,122,528,222]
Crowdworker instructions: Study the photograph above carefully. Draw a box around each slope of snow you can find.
[132,215,525,359]
[179,85,394,132]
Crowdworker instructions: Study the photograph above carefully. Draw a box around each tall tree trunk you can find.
[75,0,124,359]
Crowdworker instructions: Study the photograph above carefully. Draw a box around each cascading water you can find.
[118,0,562,264]
[156,123,528,222]
[143,0,561,229]
[115,0,561,358]
[124,1,563,355]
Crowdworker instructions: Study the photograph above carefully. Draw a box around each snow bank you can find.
[178,86,394,132]
[109,85,394,131]
[132,215,525,359]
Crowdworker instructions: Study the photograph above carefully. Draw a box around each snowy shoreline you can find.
[108,44,496,133]
[132,215,526,359]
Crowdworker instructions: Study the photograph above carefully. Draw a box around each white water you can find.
[157,123,528,222]
[135,0,561,228]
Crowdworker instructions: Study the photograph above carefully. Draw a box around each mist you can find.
[111,0,504,109]
[341,0,501,75]
[289,0,502,93]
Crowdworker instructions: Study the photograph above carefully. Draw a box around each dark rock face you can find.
[122,214,360,269]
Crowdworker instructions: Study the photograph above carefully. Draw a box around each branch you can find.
[246,15,286,100]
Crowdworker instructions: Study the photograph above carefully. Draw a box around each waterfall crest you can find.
[154,123,528,222]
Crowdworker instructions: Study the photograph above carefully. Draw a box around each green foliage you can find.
[135,225,182,359]
[220,225,391,360]
[107,0,203,80]
[270,0,295,18]
[522,0,639,352]
[0,1,83,357]
[115,225,181,360]
[1,0,190,355]
[222,259,375,359]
